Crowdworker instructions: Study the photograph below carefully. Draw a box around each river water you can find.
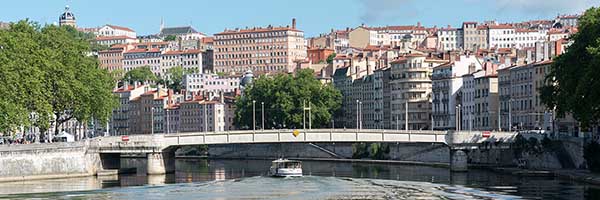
[0,158,598,199]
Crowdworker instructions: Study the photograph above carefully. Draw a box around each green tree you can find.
[234,69,341,129]
[164,35,177,41]
[0,20,117,138]
[326,53,337,65]
[541,7,600,128]
[0,20,50,134]
[124,66,157,84]
[162,66,199,92]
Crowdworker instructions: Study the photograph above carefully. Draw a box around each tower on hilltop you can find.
[59,5,76,27]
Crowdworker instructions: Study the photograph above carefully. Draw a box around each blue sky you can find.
[0,0,598,37]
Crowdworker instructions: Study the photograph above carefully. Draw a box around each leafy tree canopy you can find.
[541,7,600,128]
[164,35,177,41]
[0,20,117,137]
[326,53,337,65]
[162,66,199,92]
[124,66,157,84]
[234,69,342,129]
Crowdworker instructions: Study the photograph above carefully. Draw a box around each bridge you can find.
[87,129,519,175]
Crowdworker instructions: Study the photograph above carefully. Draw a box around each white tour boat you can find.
[269,159,303,177]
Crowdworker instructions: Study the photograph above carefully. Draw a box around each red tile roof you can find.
[106,24,135,32]
[488,24,514,29]
[216,26,302,35]
[96,36,136,41]
[201,37,214,43]
[390,58,408,64]
[515,29,538,33]
[162,49,202,55]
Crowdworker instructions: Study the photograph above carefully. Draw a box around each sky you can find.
[0,0,598,37]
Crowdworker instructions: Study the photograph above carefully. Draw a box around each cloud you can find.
[494,0,598,15]
[358,0,415,24]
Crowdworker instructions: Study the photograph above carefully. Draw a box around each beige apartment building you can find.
[128,88,168,135]
[213,19,306,75]
[179,99,225,132]
[389,53,445,130]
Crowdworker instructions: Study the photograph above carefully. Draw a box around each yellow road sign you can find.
[293,130,300,137]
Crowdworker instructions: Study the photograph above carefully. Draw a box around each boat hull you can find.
[269,168,302,177]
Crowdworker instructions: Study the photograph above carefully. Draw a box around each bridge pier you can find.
[99,153,121,171]
[147,151,175,175]
[450,149,468,172]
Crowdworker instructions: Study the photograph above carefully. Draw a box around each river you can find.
[0,158,598,199]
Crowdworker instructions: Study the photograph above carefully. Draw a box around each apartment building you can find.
[437,27,464,51]
[461,62,499,131]
[161,49,203,75]
[179,99,225,132]
[128,89,168,135]
[431,54,482,130]
[488,24,516,48]
[183,73,239,100]
[122,48,162,75]
[213,19,306,75]
[389,53,445,130]
[111,84,147,135]
[97,24,137,38]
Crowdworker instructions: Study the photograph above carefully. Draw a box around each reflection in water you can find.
[0,158,598,199]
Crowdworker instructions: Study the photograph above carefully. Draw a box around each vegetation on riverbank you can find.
[235,69,341,129]
[352,143,391,160]
[0,20,117,137]
[540,7,600,129]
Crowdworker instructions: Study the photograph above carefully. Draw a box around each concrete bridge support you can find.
[99,153,121,171]
[147,151,175,175]
[450,150,468,172]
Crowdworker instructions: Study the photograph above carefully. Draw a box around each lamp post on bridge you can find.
[261,102,264,131]
[405,101,408,131]
[359,101,362,130]
[252,100,256,132]
[151,107,154,135]
[303,100,312,130]
[508,99,513,132]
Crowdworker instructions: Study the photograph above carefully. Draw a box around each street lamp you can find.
[359,101,363,130]
[252,100,256,131]
[166,109,170,134]
[261,102,265,131]
[356,100,360,130]
[151,107,154,135]
[204,103,208,132]
[508,99,514,132]
[405,101,409,131]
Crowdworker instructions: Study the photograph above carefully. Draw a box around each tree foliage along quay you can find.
[235,69,342,129]
[540,7,600,129]
[0,20,117,138]
[124,66,157,84]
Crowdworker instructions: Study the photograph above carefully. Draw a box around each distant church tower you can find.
[59,5,76,27]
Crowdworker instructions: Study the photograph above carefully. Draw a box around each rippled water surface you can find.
[0,159,598,199]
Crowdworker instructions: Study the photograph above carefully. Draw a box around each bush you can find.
[584,141,600,172]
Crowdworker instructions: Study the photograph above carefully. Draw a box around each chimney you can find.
[219,92,224,104]
[447,24,451,29]
[417,22,421,27]
[168,89,173,104]
[292,18,296,29]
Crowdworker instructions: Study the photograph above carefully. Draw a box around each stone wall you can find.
[0,142,96,182]
[208,142,450,163]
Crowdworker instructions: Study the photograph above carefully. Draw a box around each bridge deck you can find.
[89,129,518,153]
